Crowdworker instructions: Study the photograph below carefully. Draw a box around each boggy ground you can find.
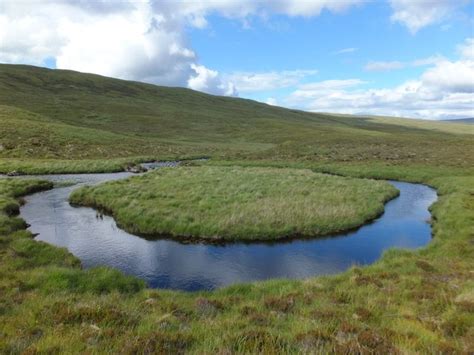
[0,164,473,354]
[69,166,398,241]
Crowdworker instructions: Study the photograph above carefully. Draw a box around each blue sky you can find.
[1,0,473,119]
[187,1,473,115]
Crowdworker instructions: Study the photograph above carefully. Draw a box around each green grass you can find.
[0,64,473,353]
[0,157,150,175]
[1,64,473,171]
[0,171,473,353]
[69,166,398,241]
[0,178,53,235]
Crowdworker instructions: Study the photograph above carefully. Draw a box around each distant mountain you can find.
[442,118,474,124]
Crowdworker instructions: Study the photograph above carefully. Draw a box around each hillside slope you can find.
[0,64,473,166]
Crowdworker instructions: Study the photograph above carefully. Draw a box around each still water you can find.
[20,171,437,291]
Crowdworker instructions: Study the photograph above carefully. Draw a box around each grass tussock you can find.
[69,166,398,241]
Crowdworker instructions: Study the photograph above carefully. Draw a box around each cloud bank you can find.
[287,38,474,120]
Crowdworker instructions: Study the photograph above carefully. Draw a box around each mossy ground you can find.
[1,165,473,353]
[69,166,398,241]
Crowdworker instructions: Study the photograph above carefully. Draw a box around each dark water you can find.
[19,172,437,291]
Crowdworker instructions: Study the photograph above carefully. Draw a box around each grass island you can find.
[69,166,398,241]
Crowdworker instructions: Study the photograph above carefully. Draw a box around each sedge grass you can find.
[69,166,398,241]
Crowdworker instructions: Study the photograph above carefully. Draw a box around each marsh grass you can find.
[1,167,473,353]
[69,166,398,240]
[0,157,144,175]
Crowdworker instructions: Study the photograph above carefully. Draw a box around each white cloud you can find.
[287,42,474,120]
[288,79,473,120]
[267,0,364,16]
[457,37,474,60]
[411,55,444,67]
[389,0,468,33]
[0,2,68,65]
[333,47,358,55]
[266,97,278,106]
[365,61,405,72]
[299,79,365,93]
[188,64,237,96]
[364,55,445,72]
[226,70,318,92]
[162,0,364,20]
[421,59,474,94]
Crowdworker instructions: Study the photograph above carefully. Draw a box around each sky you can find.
[1,0,473,120]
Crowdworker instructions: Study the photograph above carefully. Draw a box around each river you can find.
[19,170,437,291]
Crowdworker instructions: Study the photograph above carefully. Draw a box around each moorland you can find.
[0,64,473,353]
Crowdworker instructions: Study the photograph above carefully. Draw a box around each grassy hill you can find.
[0,64,473,170]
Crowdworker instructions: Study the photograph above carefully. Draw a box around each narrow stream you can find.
[19,170,437,291]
